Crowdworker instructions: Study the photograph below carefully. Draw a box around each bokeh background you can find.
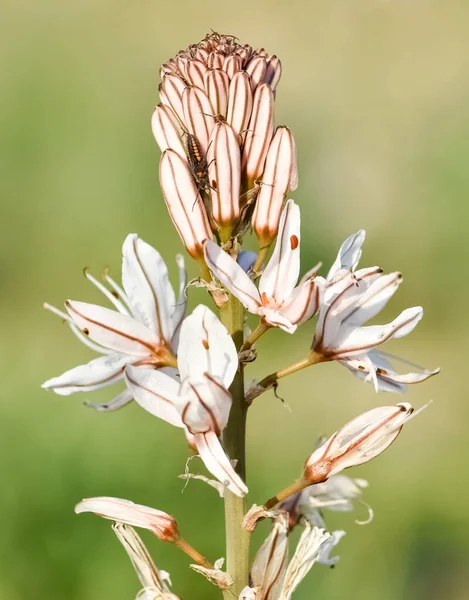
[1,0,468,598]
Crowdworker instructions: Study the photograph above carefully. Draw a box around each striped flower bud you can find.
[159,150,213,259]
[151,104,185,158]
[252,126,298,247]
[241,83,275,187]
[304,402,429,484]
[207,121,241,234]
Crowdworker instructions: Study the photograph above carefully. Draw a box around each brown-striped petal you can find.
[185,59,207,90]
[246,56,267,91]
[222,54,242,79]
[264,55,282,91]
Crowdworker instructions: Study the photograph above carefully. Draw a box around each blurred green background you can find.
[1,0,468,598]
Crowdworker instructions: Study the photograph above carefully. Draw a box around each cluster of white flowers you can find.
[43,32,438,600]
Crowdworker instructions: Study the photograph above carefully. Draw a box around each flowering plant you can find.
[43,32,438,599]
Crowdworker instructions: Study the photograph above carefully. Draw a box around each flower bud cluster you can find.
[154,32,297,255]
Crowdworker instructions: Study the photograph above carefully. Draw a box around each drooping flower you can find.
[124,304,248,497]
[75,497,179,542]
[112,523,180,600]
[250,513,289,599]
[204,200,322,334]
[312,230,439,391]
[304,402,429,484]
[42,234,186,411]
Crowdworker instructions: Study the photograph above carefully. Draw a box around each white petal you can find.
[75,497,176,540]
[85,387,133,411]
[177,304,238,387]
[278,279,323,330]
[251,514,289,598]
[259,199,301,303]
[333,307,424,358]
[178,375,232,434]
[327,230,366,280]
[112,523,169,591]
[194,431,248,497]
[125,365,183,428]
[204,241,261,314]
[66,301,159,356]
[171,254,187,351]
[279,524,332,600]
[42,353,130,395]
[340,272,403,327]
[122,234,176,342]
[316,530,346,566]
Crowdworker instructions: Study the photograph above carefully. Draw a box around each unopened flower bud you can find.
[304,402,429,484]
[204,69,230,118]
[151,104,185,158]
[252,126,298,247]
[207,121,241,232]
[159,74,187,124]
[226,71,253,138]
[246,56,267,91]
[264,55,282,91]
[182,86,214,155]
[75,497,179,543]
[241,83,274,187]
[159,149,213,259]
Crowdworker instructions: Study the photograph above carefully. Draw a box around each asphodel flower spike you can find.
[42,234,186,411]
[204,200,322,334]
[124,305,248,497]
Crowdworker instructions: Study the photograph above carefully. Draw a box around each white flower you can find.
[204,200,322,334]
[304,402,429,484]
[313,230,438,391]
[42,234,186,410]
[125,305,248,497]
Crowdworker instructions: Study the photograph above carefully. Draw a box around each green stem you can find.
[219,294,250,598]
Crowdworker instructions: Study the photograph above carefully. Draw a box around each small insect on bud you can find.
[151,104,186,158]
[252,126,298,247]
[207,121,241,235]
[75,497,180,543]
[159,149,213,259]
[304,402,429,484]
[241,83,274,187]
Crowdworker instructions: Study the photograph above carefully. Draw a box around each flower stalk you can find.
[219,293,250,597]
